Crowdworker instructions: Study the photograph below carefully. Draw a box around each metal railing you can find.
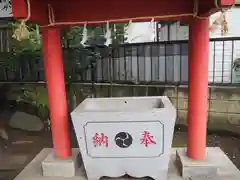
[0,37,240,86]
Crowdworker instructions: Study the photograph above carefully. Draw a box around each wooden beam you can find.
[21,0,194,26]
[12,0,49,25]
[12,0,28,19]
[218,0,236,6]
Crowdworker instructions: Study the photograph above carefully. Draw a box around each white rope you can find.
[12,0,234,39]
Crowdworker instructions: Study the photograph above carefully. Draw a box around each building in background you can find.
[124,8,240,84]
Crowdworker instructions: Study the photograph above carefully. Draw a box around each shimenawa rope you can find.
[12,0,233,41]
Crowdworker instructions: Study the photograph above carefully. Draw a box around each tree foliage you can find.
[5,21,127,117]
[10,21,42,54]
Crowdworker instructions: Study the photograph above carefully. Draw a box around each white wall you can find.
[165,8,240,83]
[0,1,12,18]
[124,22,157,43]
[124,8,240,84]
[157,8,240,40]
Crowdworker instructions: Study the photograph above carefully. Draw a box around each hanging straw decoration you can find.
[210,7,230,36]
[209,13,223,33]
[104,21,112,46]
[80,23,88,46]
[12,0,31,41]
[221,12,228,36]
[12,21,30,41]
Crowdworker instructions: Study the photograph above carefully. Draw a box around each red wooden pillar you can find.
[187,18,209,160]
[41,27,72,159]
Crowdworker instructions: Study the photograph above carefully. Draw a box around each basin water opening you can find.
[77,97,165,112]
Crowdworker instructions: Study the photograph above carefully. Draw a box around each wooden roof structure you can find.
[12,0,237,27]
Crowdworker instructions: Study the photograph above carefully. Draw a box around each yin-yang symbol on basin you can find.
[114,132,133,148]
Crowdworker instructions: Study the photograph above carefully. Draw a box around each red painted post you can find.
[41,27,72,159]
[187,18,209,160]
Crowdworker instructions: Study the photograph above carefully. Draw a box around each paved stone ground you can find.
[0,129,239,180]
[0,113,239,180]
[13,148,240,180]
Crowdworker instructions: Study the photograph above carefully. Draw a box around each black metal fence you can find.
[0,27,12,52]
[0,37,240,86]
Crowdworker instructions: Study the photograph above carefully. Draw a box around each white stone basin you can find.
[71,96,176,180]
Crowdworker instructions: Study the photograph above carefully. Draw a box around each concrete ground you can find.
[0,128,239,180]
[13,148,240,180]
